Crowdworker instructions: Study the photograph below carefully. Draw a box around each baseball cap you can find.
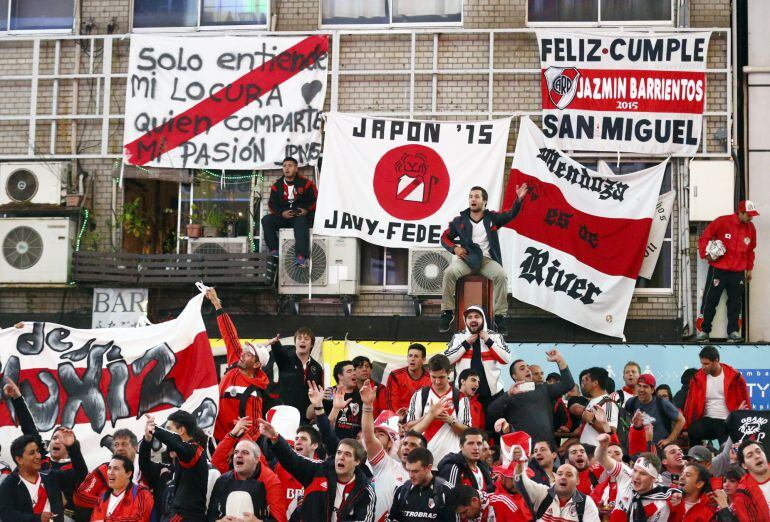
[492,461,517,478]
[373,410,400,440]
[684,445,713,463]
[738,200,760,217]
[637,373,657,389]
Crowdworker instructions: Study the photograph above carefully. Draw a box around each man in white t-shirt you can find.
[360,379,427,521]
[579,367,618,446]
[595,433,681,521]
[407,354,471,465]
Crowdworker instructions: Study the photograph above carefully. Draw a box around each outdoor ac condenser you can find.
[278,228,359,295]
[0,162,68,205]
[408,248,453,296]
[0,217,75,283]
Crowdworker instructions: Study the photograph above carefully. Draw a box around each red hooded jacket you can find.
[698,213,756,272]
[683,364,750,427]
[732,472,770,521]
[668,494,717,521]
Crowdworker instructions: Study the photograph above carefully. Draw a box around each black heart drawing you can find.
[301,80,323,105]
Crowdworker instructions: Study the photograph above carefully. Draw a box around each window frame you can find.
[319,0,463,29]
[0,0,75,35]
[358,243,409,293]
[131,0,270,33]
[525,0,675,27]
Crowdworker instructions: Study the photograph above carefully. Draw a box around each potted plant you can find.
[202,207,225,237]
[186,204,202,238]
[119,198,150,239]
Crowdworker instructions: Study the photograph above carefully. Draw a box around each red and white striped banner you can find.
[537,31,711,155]
[499,118,666,338]
[0,293,218,468]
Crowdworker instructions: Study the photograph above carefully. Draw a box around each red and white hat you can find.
[738,200,760,217]
[500,431,531,466]
[266,406,300,443]
[244,342,270,367]
[373,410,400,440]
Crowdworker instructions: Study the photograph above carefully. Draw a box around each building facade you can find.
[0,0,742,342]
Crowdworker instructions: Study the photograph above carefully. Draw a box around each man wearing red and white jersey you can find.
[407,354,470,465]
[696,199,758,342]
[359,380,427,521]
[452,484,527,522]
[384,343,430,417]
[437,428,494,493]
[457,370,485,429]
[595,434,681,521]
[273,425,321,519]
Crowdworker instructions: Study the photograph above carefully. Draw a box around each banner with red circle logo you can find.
[537,31,711,155]
[314,113,512,248]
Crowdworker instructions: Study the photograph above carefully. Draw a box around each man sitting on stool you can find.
[439,183,528,334]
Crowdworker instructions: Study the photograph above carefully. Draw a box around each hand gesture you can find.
[40,512,55,522]
[632,409,644,429]
[59,427,76,447]
[494,418,510,434]
[592,405,607,425]
[516,183,529,201]
[479,330,489,342]
[738,400,748,410]
[454,246,468,260]
[360,380,375,406]
[466,333,479,345]
[582,408,595,424]
[429,395,451,418]
[268,333,281,345]
[308,381,325,408]
[257,419,278,441]
[508,382,523,396]
[3,378,21,399]
[332,386,352,411]
[144,415,156,442]
[231,417,253,438]
[657,437,674,449]
[545,348,563,364]
[669,490,682,507]
[711,489,729,509]
[596,433,611,448]
[281,210,294,219]
[645,424,654,443]
[295,208,308,217]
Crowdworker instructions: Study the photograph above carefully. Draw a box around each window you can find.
[594,161,674,291]
[322,0,461,26]
[133,0,268,30]
[0,0,74,32]
[360,242,408,289]
[528,0,672,25]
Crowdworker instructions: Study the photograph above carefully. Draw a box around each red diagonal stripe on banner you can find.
[124,35,328,166]
[397,177,423,200]
[502,169,652,279]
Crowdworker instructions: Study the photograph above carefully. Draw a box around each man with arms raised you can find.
[406,354,470,464]
[439,183,529,334]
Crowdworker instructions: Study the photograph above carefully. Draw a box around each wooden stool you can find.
[455,274,494,331]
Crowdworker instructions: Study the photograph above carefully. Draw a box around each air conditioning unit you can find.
[0,162,68,205]
[0,217,75,284]
[187,237,249,255]
[408,248,453,296]
[278,229,359,295]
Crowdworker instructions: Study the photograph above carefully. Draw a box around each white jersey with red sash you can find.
[406,386,470,465]
[21,474,51,514]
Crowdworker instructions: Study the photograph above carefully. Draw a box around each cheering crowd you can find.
[0,287,766,522]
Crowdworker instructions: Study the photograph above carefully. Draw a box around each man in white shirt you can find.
[579,367,618,446]
[407,354,471,465]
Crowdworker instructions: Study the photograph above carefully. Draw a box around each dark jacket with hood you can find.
[436,450,495,493]
[268,436,375,522]
[440,199,522,270]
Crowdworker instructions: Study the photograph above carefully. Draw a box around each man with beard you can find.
[258,419,375,522]
[90,456,153,522]
[457,369,484,429]
[207,288,270,441]
[487,350,574,447]
[438,428,494,493]
[512,446,599,521]
[439,184,529,335]
[384,344,430,418]
[388,448,456,522]
[564,441,602,495]
[668,463,736,521]
[359,379,427,521]
[269,326,323,424]
[596,433,681,520]
[445,306,510,409]
[733,439,770,519]
[207,438,285,522]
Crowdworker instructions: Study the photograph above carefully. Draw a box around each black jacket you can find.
[0,440,87,522]
[151,428,209,522]
[206,467,272,522]
[270,340,323,423]
[267,175,318,215]
[440,201,522,270]
[388,475,455,522]
[269,436,375,522]
[436,451,495,493]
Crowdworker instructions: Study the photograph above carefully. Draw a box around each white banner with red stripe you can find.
[0,293,218,468]
[314,113,512,248]
[123,35,328,169]
[499,117,666,338]
[537,31,711,155]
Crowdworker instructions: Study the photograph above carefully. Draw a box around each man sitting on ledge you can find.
[439,183,529,335]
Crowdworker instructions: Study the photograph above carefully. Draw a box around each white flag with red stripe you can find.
[0,293,218,468]
[538,31,711,155]
[499,117,665,338]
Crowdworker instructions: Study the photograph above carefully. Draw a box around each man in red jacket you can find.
[733,439,770,520]
[684,345,750,447]
[696,199,758,342]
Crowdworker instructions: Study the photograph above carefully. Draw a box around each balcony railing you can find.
[72,251,271,286]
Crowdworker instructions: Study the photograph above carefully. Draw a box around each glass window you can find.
[200,0,268,26]
[392,0,461,24]
[134,0,197,29]
[360,242,408,287]
[0,0,8,31]
[528,0,671,24]
[8,0,74,31]
[322,0,388,25]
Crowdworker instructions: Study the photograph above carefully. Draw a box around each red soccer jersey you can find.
[385,367,431,413]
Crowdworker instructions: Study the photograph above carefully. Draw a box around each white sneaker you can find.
[727,331,742,342]
[695,331,709,342]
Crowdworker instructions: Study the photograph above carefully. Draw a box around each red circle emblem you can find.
[372,144,450,221]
